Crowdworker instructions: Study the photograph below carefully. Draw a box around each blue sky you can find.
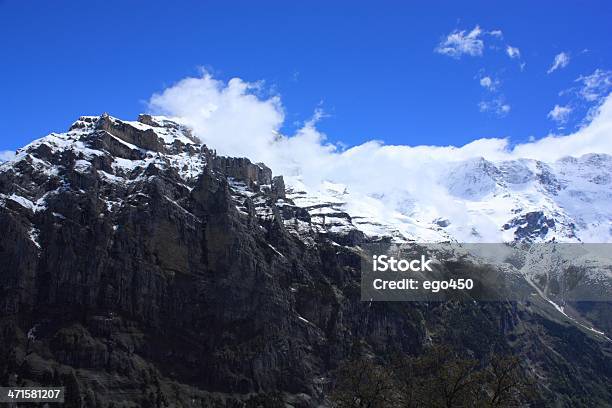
[1,0,611,153]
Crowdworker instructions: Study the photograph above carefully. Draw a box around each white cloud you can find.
[506,45,520,59]
[479,76,498,91]
[148,73,612,228]
[0,150,15,162]
[149,73,612,165]
[149,72,285,162]
[480,76,492,88]
[489,30,503,38]
[547,104,572,124]
[511,95,612,160]
[478,98,511,116]
[576,69,612,102]
[547,52,570,74]
[435,26,484,58]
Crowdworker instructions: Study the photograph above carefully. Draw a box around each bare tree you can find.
[482,355,536,407]
[331,348,538,408]
[395,345,482,408]
[332,358,401,408]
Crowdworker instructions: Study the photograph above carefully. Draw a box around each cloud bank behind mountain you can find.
[148,72,612,184]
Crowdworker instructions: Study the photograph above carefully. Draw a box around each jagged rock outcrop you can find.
[212,156,272,188]
[503,211,559,241]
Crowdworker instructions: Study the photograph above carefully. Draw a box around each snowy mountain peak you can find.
[68,113,199,149]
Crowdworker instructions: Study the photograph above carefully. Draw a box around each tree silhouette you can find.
[331,346,537,407]
[332,358,401,408]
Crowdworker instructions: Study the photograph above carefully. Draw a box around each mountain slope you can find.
[283,153,612,244]
[0,114,611,407]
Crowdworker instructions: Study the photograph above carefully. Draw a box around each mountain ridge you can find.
[3,113,611,247]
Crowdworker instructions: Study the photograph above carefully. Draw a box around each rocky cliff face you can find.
[0,115,611,407]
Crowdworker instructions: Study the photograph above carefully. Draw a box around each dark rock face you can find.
[0,115,611,407]
[97,114,166,153]
[434,217,451,228]
[271,176,286,200]
[212,156,272,188]
[503,211,557,241]
[502,210,578,242]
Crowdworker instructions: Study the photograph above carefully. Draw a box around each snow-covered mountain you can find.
[2,113,611,246]
[2,113,612,406]
[285,152,612,243]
